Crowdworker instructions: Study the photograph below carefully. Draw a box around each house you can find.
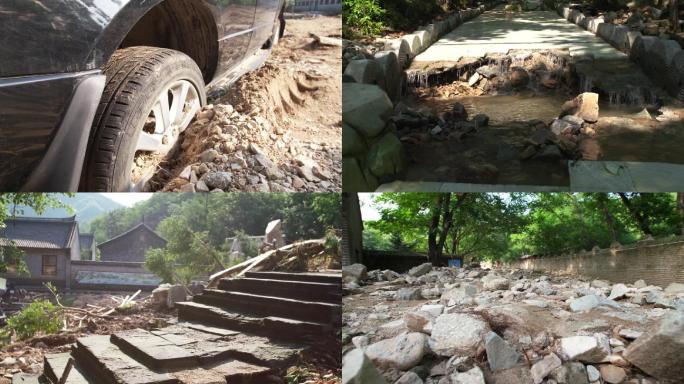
[97,223,166,263]
[0,216,80,288]
[79,233,96,261]
[292,0,341,13]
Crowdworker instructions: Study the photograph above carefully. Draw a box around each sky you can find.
[103,193,153,207]
[359,193,381,221]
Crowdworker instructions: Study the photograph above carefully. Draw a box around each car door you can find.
[246,0,282,54]
[206,0,258,79]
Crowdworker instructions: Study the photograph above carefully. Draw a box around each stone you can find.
[569,294,619,312]
[531,353,562,384]
[374,51,402,102]
[490,366,534,384]
[550,119,578,135]
[586,365,600,382]
[420,304,444,316]
[366,133,406,181]
[395,371,423,384]
[396,288,423,301]
[559,335,610,363]
[618,329,642,340]
[560,92,599,123]
[199,148,219,163]
[429,313,490,356]
[549,362,589,384]
[384,39,411,69]
[365,332,429,370]
[401,34,422,57]
[343,263,368,284]
[342,349,388,384]
[408,263,432,277]
[599,365,626,383]
[264,219,284,248]
[343,157,374,192]
[472,114,489,127]
[202,171,232,190]
[343,83,393,139]
[451,103,469,121]
[448,366,485,384]
[166,284,187,308]
[343,124,367,157]
[468,72,481,87]
[608,284,630,300]
[509,67,530,88]
[533,145,562,161]
[404,311,432,333]
[484,278,510,291]
[430,125,443,135]
[561,114,584,127]
[630,35,658,66]
[527,128,556,146]
[633,279,647,289]
[440,283,478,306]
[645,38,681,86]
[485,332,522,372]
[623,310,684,380]
[664,282,684,294]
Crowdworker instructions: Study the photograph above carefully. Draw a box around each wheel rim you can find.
[130,79,201,191]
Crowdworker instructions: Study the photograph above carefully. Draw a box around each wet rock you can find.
[559,335,610,363]
[549,362,589,384]
[430,125,443,135]
[448,366,485,384]
[429,313,491,356]
[550,118,579,135]
[509,67,530,88]
[477,65,500,79]
[533,145,563,161]
[365,332,429,370]
[342,349,389,384]
[201,171,232,190]
[408,263,433,277]
[527,129,556,146]
[472,114,489,128]
[623,310,684,380]
[599,365,626,383]
[396,288,423,301]
[344,263,368,284]
[451,103,469,121]
[485,332,523,372]
[531,353,562,384]
[560,92,599,123]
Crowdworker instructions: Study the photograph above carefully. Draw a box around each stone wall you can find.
[342,4,495,191]
[558,5,684,99]
[512,237,684,286]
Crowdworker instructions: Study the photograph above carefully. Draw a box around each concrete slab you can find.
[569,161,684,191]
[377,181,569,192]
[414,7,627,63]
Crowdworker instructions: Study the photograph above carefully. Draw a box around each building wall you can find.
[511,237,684,287]
[99,228,166,263]
[292,0,342,13]
[0,248,70,288]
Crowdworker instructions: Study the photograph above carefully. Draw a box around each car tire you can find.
[81,46,206,192]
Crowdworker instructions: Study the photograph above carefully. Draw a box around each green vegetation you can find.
[362,193,684,264]
[136,193,341,284]
[3,300,63,340]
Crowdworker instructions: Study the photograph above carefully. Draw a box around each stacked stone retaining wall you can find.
[511,236,684,286]
[558,4,684,100]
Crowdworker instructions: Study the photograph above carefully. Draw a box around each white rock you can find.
[365,332,429,370]
[531,353,562,384]
[559,335,610,363]
[449,366,485,384]
[420,304,444,317]
[608,284,630,300]
[342,349,388,384]
[429,313,491,356]
[586,365,600,382]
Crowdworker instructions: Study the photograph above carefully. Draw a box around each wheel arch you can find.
[89,0,219,83]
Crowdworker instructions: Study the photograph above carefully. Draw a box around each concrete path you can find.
[414,7,627,62]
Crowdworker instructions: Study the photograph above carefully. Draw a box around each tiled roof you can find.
[0,216,78,249]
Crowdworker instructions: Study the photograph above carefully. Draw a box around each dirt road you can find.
[152,15,342,192]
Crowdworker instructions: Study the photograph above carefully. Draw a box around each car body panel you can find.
[0,0,283,190]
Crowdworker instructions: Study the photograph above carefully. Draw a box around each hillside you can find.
[9,193,124,225]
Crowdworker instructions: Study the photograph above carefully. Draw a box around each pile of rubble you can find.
[153,103,337,192]
[394,102,489,145]
[342,262,684,384]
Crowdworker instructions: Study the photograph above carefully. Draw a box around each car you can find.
[0,0,286,192]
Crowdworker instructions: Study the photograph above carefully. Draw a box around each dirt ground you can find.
[153,15,342,193]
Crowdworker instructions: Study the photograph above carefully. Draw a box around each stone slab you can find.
[414,7,627,63]
[569,161,684,191]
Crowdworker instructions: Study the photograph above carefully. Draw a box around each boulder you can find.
[166,285,187,308]
[665,50,684,99]
[429,313,491,356]
[599,365,626,384]
[531,353,562,384]
[489,366,534,384]
[342,349,388,384]
[366,133,406,181]
[623,310,684,380]
[414,30,432,51]
[509,67,530,88]
[664,282,684,294]
[343,123,367,157]
[440,283,478,306]
[607,284,630,300]
[560,92,599,123]
[343,263,368,284]
[448,366,485,384]
[485,332,523,371]
[374,51,402,102]
[408,263,433,277]
[344,59,382,86]
[569,294,620,312]
[549,362,589,384]
[421,304,444,316]
[365,332,429,370]
[152,284,171,307]
[645,38,682,86]
[343,83,393,139]
[343,157,375,192]
[395,371,423,384]
[484,278,510,291]
[396,287,423,301]
[472,114,489,127]
[383,39,411,69]
[559,335,610,363]
[404,311,433,333]
[597,23,615,42]
[630,35,658,66]
[586,365,600,382]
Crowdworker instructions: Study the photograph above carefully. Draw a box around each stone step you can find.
[217,277,341,303]
[42,353,92,384]
[194,289,341,324]
[176,301,330,342]
[243,271,341,285]
[110,324,302,371]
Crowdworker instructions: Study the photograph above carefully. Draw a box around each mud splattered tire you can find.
[81,46,206,192]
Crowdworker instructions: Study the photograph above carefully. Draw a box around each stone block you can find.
[588,17,605,34]
[167,284,187,308]
[342,83,392,139]
[623,310,684,380]
[414,30,432,52]
[597,22,615,41]
[580,16,592,29]
[610,25,630,51]
[383,39,411,69]
[666,50,684,98]
[344,59,382,85]
[401,34,422,57]
[644,38,682,86]
[343,123,367,157]
[374,51,402,102]
[342,157,373,192]
[630,35,657,65]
